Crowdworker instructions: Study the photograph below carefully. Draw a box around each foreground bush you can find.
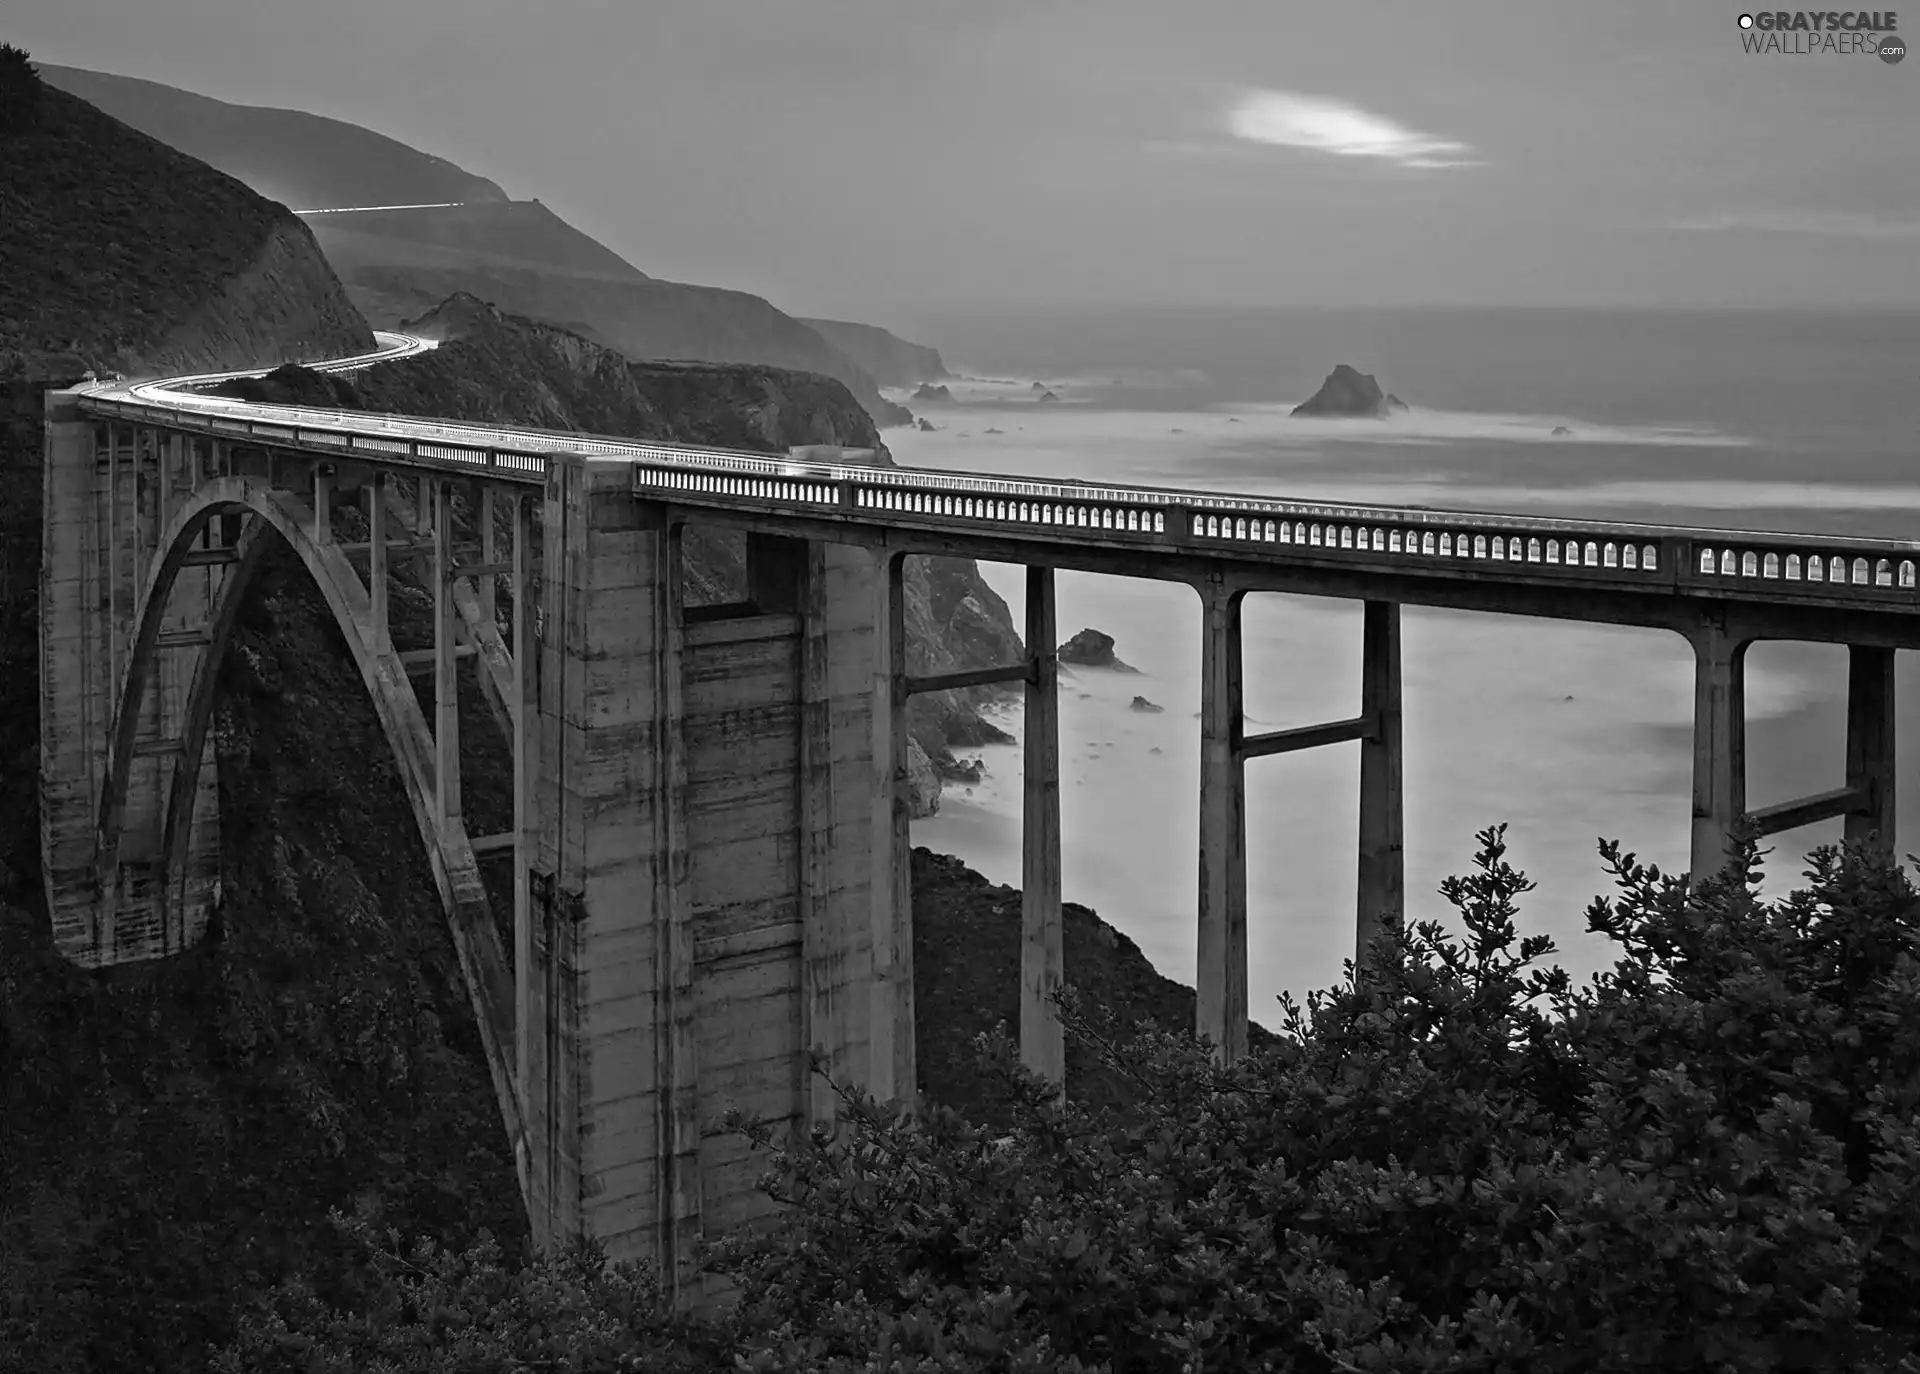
[217,829,1920,1372]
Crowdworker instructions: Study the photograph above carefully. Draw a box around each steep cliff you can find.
[797,317,951,387]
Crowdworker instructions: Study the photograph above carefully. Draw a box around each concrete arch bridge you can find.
[37,334,1920,1298]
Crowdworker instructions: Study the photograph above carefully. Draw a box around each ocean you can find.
[882,305,1920,1031]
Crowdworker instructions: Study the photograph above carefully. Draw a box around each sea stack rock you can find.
[1551,425,1573,437]
[1058,627,1138,673]
[917,417,936,431]
[1037,389,1060,404]
[1129,696,1164,714]
[913,382,954,402]
[1291,364,1408,418]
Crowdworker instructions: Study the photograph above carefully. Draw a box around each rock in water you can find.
[1037,389,1060,403]
[1058,627,1138,673]
[1129,696,1164,714]
[917,417,936,431]
[913,382,954,402]
[1551,425,1573,437]
[1291,364,1409,418]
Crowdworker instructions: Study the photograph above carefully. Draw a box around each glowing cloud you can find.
[1225,88,1482,169]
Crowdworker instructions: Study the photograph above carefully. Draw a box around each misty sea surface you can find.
[885,305,1920,1032]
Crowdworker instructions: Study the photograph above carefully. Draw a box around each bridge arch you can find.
[98,474,529,1200]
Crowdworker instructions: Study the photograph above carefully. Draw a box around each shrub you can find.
[0,42,40,135]
[216,829,1920,1372]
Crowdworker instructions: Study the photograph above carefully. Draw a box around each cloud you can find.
[1668,210,1920,240]
[1224,88,1484,169]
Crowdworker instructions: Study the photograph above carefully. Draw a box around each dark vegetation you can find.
[209,832,1920,1372]
[0,41,39,135]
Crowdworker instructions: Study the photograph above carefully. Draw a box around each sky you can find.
[9,0,1918,328]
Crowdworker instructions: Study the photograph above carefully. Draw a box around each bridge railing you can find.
[73,392,1920,611]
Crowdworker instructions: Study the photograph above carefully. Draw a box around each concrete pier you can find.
[1021,564,1064,1095]
[869,551,914,1108]
[1195,576,1248,1064]
[1844,645,1897,850]
[1689,620,1750,883]
[521,456,877,1296]
[1355,600,1404,967]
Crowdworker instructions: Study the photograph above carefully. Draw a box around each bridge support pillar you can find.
[1688,620,1750,885]
[1196,576,1248,1064]
[431,478,462,823]
[1356,600,1404,969]
[1845,645,1896,854]
[870,550,916,1107]
[525,456,691,1286]
[1021,565,1064,1096]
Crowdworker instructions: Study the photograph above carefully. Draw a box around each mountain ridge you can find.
[38,62,932,428]
[37,63,510,211]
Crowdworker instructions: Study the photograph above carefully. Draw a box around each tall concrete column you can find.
[869,550,915,1108]
[313,464,334,546]
[432,478,462,823]
[1196,576,1248,1064]
[367,472,390,650]
[479,484,498,627]
[798,540,873,1128]
[1356,600,1404,969]
[40,395,109,961]
[526,455,691,1276]
[1021,564,1064,1095]
[1845,644,1896,854]
[1689,621,1750,884]
[651,521,698,1306]
[510,490,537,1163]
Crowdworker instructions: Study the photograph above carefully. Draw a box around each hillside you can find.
[38,63,919,427]
[0,78,372,379]
[318,233,914,427]
[301,201,651,283]
[37,63,509,210]
[798,316,950,387]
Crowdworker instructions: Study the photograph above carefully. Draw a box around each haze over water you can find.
[894,305,1920,1029]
